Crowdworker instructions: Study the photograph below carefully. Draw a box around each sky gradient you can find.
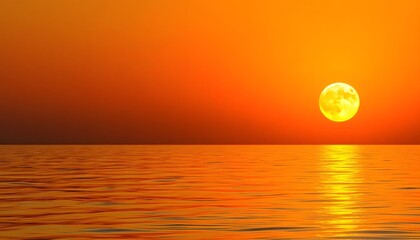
[0,0,419,144]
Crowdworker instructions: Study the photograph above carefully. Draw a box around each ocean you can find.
[0,145,419,239]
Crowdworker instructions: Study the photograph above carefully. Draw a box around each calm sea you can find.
[0,145,419,239]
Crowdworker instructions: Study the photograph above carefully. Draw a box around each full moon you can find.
[319,82,360,122]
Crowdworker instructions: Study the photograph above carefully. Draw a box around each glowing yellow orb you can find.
[319,82,360,122]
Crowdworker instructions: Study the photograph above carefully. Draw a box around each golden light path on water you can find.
[318,145,363,238]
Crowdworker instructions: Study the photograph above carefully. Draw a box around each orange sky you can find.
[0,0,419,144]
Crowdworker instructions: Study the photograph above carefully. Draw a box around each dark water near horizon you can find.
[0,145,419,239]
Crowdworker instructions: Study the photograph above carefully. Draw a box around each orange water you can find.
[0,145,419,239]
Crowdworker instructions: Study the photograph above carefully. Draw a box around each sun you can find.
[319,82,360,122]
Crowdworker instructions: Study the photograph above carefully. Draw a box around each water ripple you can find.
[0,145,418,239]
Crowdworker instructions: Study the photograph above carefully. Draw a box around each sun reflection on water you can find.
[318,145,364,237]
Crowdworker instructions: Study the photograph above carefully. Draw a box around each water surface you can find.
[0,145,419,239]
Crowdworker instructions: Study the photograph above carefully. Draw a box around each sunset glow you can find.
[1,2,420,239]
[0,0,419,143]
